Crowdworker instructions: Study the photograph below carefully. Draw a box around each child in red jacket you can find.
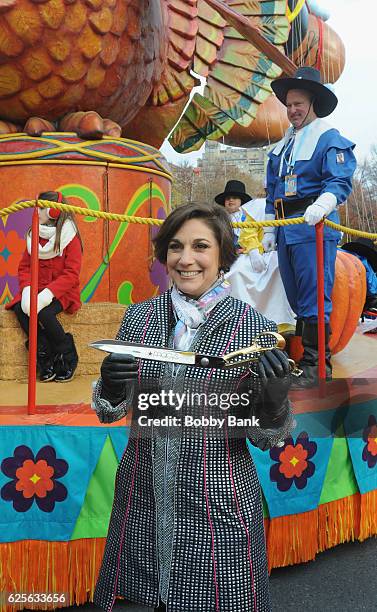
[6,191,83,382]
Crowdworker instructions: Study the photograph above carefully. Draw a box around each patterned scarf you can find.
[171,279,231,350]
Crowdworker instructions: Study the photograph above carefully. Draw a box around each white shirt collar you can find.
[271,118,332,160]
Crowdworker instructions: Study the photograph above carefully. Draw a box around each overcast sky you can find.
[161,0,376,166]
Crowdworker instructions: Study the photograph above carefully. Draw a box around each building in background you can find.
[168,141,270,207]
[197,141,269,181]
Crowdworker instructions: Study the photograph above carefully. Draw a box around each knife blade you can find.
[89,339,226,368]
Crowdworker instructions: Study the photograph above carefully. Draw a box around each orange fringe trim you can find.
[0,539,106,611]
[318,493,360,550]
[265,508,319,571]
[1,492,377,610]
[359,489,377,540]
[265,491,377,573]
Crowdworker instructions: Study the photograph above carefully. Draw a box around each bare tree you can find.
[169,159,264,209]
[340,152,377,238]
[192,160,264,206]
[364,146,377,199]
[169,161,196,208]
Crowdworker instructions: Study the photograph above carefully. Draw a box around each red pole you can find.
[315,221,326,380]
[28,206,39,415]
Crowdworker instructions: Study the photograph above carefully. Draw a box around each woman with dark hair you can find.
[6,191,83,382]
[93,203,293,612]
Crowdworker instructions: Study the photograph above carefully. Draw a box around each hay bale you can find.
[0,303,126,381]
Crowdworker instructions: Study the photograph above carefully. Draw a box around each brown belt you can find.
[274,196,319,220]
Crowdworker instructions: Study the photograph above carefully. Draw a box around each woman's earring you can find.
[218,269,225,282]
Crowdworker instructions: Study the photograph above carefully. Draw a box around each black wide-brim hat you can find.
[215,180,251,206]
[342,238,377,273]
[271,66,338,118]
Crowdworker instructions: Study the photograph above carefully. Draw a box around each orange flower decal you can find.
[278,444,308,479]
[270,432,317,492]
[1,445,68,512]
[367,424,377,457]
[363,416,377,468]
[15,459,54,499]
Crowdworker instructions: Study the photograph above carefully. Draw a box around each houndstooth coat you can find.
[93,291,293,612]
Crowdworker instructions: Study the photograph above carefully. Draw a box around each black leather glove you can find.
[257,348,291,383]
[100,353,138,405]
[256,349,291,428]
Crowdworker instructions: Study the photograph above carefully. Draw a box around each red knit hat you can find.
[47,192,63,220]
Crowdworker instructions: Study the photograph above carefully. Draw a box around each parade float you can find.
[0,0,376,609]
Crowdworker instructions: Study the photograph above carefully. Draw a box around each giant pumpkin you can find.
[289,250,366,361]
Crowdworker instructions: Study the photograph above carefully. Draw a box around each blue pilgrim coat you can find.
[266,121,357,245]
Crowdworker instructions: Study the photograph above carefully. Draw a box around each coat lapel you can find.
[151,290,173,347]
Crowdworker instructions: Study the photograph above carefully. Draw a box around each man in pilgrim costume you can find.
[263,66,357,387]
[216,180,296,330]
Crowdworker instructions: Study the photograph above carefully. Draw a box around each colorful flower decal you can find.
[0,230,25,275]
[270,432,317,492]
[1,445,68,512]
[0,208,32,304]
[362,415,377,469]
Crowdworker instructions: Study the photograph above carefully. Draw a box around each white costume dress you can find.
[226,199,296,330]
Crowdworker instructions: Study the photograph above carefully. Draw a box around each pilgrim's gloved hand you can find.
[21,286,31,316]
[304,203,327,225]
[304,192,337,225]
[100,353,138,405]
[257,349,291,428]
[37,288,54,313]
[261,232,275,252]
[249,248,267,273]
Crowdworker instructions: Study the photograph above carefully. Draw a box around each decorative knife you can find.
[89,331,293,371]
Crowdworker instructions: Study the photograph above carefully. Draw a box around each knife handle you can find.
[194,354,225,368]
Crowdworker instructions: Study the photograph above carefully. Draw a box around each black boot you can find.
[38,341,56,382]
[291,321,332,389]
[154,603,166,612]
[365,295,377,314]
[26,336,56,382]
[54,333,78,382]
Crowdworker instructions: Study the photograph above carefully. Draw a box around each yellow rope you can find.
[0,201,306,227]
[323,219,377,240]
[0,200,164,226]
[232,217,306,228]
[1,200,377,241]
